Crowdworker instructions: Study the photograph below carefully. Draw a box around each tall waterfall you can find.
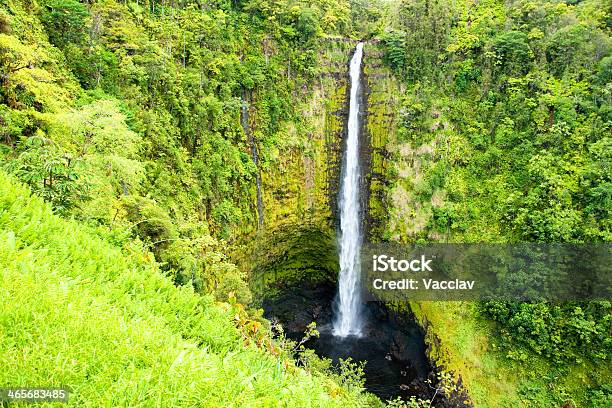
[333,42,365,337]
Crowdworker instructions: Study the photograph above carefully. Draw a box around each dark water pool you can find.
[262,283,436,402]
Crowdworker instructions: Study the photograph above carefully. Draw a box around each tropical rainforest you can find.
[0,0,610,407]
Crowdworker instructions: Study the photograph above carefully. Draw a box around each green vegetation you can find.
[374,0,611,406]
[0,0,376,405]
[380,0,610,243]
[246,222,339,301]
[0,0,356,301]
[0,171,380,406]
[1,0,610,406]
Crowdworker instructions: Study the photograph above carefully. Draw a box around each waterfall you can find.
[333,42,364,337]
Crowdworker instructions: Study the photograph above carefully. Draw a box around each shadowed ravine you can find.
[261,43,446,404]
[263,42,436,403]
[262,283,437,402]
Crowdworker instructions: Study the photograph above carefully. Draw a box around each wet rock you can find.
[263,283,436,402]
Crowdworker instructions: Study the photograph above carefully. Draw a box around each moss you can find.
[245,221,339,303]
[406,300,611,407]
[362,42,403,240]
[240,40,353,302]
[408,301,521,407]
[251,40,352,235]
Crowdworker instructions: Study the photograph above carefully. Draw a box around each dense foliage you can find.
[0,1,383,405]
[382,0,610,243]
[379,0,610,404]
[0,0,354,301]
[0,171,377,406]
[1,0,610,405]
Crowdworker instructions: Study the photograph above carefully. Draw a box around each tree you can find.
[40,0,89,48]
[6,135,90,215]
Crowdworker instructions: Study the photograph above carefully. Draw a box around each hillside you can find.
[372,0,611,406]
[0,171,376,406]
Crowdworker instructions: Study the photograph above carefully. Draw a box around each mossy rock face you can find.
[239,40,354,295]
[244,40,354,237]
[244,40,403,295]
[362,42,403,241]
[246,221,339,302]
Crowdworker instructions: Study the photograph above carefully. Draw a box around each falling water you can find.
[334,42,365,337]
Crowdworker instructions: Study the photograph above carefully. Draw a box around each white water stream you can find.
[333,42,365,337]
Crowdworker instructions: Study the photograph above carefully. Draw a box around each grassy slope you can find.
[410,302,521,407]
[0,171,369,407]
[410,301,610,408]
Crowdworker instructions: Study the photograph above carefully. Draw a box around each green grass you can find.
[410,301,522,407]
[0,171,371,407]
[409,301,610,408]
